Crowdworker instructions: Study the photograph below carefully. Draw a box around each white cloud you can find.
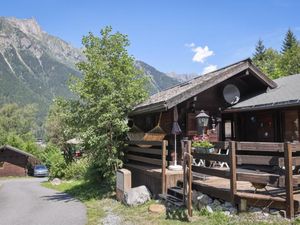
[186,43,214,63]
[185,43,195,48]
[202,65,217,74]
[192,46,214,63]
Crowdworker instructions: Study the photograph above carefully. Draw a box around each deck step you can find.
[159,193,185,207]
[168,186,184,199]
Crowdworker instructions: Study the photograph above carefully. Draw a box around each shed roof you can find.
[0,145,36,158]
[131,58,276,115]
[225,73,300,112]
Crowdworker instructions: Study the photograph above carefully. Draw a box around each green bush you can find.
[42,144,67,179]
[64,158,89,180]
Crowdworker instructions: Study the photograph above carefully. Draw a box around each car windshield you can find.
[35,165,47,170]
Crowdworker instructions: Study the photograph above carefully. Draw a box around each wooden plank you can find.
[127,140,167,147]
[237,172,280,185]
[126,146,165,155]
[291,143,300,152]
[235,192,285,202]
[285,143,294,218]
[230,141,237,204]
[192,165,230,179]
[193,152,229,163]
[162,140,167,194]
[236,142,284,152]
[279,156,300,167]
[126,154,163,166]
[237,155,279,166]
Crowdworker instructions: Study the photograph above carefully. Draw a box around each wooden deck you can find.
[192,175,300,212]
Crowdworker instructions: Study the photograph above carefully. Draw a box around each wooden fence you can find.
[190,141,300,218]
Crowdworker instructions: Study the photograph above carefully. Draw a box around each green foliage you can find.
[0,103,37,138]
[253,39,266,61]
[282,29,298,53]
[280,44,300,76]
[252,29,300,79]
[64,158,89,180]
[45,98,70,148]
[192,140,214,148]
[65,26,148,179]
[41,144,67,179]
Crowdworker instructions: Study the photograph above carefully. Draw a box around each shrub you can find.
[64,158,89,180]
[42,144,67,179]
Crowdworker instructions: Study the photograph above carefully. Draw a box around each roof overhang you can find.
[223,99,300,113]
[130,59,277,116]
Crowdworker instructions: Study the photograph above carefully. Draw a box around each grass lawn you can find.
[42,180,298,225]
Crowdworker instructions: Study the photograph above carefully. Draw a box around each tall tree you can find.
[282,29,298,53]
[280,44,300,75]
[253,39,266,61]
[67,26,148,179]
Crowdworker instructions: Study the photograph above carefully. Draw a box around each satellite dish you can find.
[223,84,240,105]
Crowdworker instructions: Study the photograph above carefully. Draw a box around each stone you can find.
[229,207,237,214]
[206,205,213,213]
[197,194,213,205]
[123,185,151,206]
[224,201,233,208]
[248,207,261,213]
[210,199,222,211]
[51,178,61,186]
[223,211,231,216]
[148,204,166,214]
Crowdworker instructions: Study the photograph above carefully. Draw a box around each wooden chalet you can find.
[124,58,300,218]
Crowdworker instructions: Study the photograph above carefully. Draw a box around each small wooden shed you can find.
[0,145,40,177]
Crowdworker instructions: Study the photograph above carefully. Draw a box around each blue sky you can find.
[1,0,300,74]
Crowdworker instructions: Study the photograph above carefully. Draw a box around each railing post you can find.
[162,140,167,194]
[284,142,294,219]
[229,141,237,205]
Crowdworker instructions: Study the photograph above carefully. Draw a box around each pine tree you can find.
[282,29,298,53]
[253,39,266,61]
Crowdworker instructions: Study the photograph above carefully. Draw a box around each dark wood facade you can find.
[0,145,39,177]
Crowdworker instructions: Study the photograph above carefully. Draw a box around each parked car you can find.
[33,165,49,177]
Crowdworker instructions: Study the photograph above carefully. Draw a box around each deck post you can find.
[162,140,167,194]
[229,141,237,205]
[284,143,294,219]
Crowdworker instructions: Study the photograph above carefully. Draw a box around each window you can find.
[284,110,299,142]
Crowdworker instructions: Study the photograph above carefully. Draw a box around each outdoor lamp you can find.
[196,110,209,135]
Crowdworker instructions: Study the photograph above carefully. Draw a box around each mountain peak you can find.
[3,17,43,39]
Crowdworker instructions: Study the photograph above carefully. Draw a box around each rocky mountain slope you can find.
[0,17,180,122]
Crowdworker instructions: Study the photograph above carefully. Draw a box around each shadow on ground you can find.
[41,192,78,203]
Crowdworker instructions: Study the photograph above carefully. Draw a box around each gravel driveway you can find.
[0,177,86,225]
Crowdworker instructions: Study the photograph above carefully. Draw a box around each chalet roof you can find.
[131,58,277,115]
[0,145,35,158]
[225,73,300,112]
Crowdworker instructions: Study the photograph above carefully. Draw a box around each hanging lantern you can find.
[196,110,209,133]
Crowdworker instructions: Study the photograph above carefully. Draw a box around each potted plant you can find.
[192,135,214,154]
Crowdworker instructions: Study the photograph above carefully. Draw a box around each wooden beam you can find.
[285,143,294,219]
[236,142,284,152]
[237,155,279,166]
[192,166,230,179]
[230,141,237,204]
[162,140,167,194]
[193,152,229,163]
[126,154,163,166]
[237,172,280,185]
[126,146,166,155]
[127,140,167,147]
